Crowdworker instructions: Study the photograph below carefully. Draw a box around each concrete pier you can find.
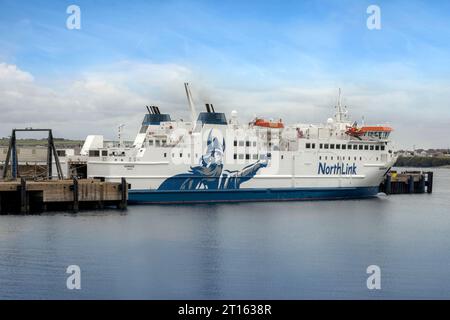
[380,171,433,195]
[0,178,128,214]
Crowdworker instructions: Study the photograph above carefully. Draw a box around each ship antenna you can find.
[184,83,197,125]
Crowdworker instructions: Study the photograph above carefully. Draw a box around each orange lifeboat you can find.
[252,118,284,129]
[345,126,364,137]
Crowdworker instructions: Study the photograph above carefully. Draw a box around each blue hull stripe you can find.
[128,187,380,204]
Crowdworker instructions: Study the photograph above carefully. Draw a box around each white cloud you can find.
[0,62,449,149]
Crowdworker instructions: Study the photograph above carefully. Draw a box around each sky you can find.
[0,0,449,149]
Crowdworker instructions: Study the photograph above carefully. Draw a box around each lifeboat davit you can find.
[252,118,284,129]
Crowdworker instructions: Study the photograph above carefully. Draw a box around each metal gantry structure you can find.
[1,128,64,180]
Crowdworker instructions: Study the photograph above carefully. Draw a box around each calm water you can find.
[1,168,449,299]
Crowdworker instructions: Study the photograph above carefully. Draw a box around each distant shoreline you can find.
[395,156,450,168]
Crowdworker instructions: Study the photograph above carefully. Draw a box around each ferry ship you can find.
[67,85,396,204]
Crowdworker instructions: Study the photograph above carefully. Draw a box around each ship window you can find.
[246,141,250,147]
[325,156,328,160]
[253,154,258,160]
[188,153,190,158]
[376,157,379,161]
[140,125,148,134]
[149,140,154,146]
[375,146,380,151]
[233,154,237,160]
[89,150,100,157]
[161,140,166,145]
[281,155,284,160]
[253,141,257,147]
[348,157,351,161]
[179,153,183,157]
[336,144,340,149]
[312,143,316,149]
[246,154,250,160]
[319,156,322,160]
[239,141,244,147]
[102,150,107,156]
[353,145,357,150]
[172,153,174,158]
[234,140,237,147]
[381,146,385,151]
[359,145,363,150]
[370,145,374,150]
[342,144,346,150]
[320,143,323,149]
[331,156,333,160]
[330,144,335,149]
[306,143,311,149]
[164,153,167,158]
[354,157,357,161]
[324,144,329,149]
[239,154,244,159]
[360,157,362,161]
[155,140,160,147]
[364,145,369,150]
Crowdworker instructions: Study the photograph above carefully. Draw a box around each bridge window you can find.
[353,145,357,150]
[330,144,335,149]
[324,144,329,149]
[375,146,380,150]
[245,154,250,160]
[306,143,311,149]
[381,146,385,151]
[164,153,167,158]
[101,150,107,157]
[359,145,363,150]
[239,154,244,159]
[233,154,237,160]
[234,140,237,147]
[246,141,250,147]
[320,143,323,149]
[370,145,374,150]
[364,145,369,150]
[89,150,100,157]
[336,144,341,150]
[312,143,316,149]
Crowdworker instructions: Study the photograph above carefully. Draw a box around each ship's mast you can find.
[335,88,347,123]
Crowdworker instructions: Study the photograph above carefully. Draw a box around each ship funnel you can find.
[210,104,215,113]
[205,103,211,113]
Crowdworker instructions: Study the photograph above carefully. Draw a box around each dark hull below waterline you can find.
[127,186,380,204]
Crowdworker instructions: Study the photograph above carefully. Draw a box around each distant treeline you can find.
[395,156,450,167]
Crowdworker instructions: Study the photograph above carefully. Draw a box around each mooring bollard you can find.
[73,177,79,213]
